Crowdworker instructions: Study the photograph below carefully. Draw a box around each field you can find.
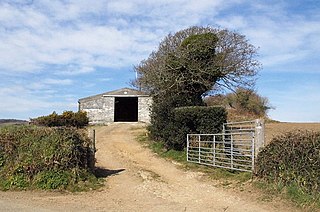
[265,122,320,144]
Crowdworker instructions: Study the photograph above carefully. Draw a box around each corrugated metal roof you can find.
[78,87,149,102]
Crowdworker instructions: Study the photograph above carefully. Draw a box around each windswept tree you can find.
[133,26,261,147]
[133,26,261,100]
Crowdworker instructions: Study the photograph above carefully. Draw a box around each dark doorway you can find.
[114,97,138,122]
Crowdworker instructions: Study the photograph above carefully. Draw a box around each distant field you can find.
[265,122,320,144]
[0,119,29,126]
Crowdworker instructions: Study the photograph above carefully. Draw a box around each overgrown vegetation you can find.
[30,111,89,128]
[0,125,100,191]
[255,131,320,208]
[205,88,272,121]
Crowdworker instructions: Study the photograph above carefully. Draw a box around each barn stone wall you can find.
[138,96,152,123]
[79,95,152,124]
[79,96,115,124]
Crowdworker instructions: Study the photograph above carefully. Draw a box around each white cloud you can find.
[0,84,76,118]
[203,1,319,73]
[216,3,320,71]
[216,16,248,29]
[0,9,159,74]
[107,1,136,14]
[0,0,243,76]
[99,77,112,82]
[58,65,95,76]
[43,78,73,85]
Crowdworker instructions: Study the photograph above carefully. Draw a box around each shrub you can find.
[255,131,320,195]
[226,88,271,116]
[147,96,178,146]
[205,88,272,119]
[31,111,88,128]
[34,170,72,189]
[172,106,226,150]
[150,106,226,150]
[0,125,95,190]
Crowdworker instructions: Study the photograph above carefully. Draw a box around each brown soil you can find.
[0,123,303,211]
[265,122,320,144]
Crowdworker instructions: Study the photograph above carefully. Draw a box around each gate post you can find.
[87,128,96,171]
[254,119,265,157]
[222,123,226,152]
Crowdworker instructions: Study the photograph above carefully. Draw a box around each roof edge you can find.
[78,87,150,102]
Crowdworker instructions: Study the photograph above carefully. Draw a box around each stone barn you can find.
[78,88,152,124]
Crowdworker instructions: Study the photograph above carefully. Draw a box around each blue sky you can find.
[0,0,319,122]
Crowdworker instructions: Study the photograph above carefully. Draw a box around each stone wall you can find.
[79,95,152,124]
[79,96,115,124]
[138,97,153,123]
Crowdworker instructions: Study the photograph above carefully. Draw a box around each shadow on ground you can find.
[94,167,125,178]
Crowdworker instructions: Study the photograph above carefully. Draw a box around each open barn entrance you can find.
[114,97,138,122]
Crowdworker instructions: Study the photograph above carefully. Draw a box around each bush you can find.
[0,125,95,190]
[30,111,89,128]
[227,88,271,116]
[150,106,226,150]
[256,131,320,195]
[34,170,72,189]
[205,88,272,119]
[147,96,178,147]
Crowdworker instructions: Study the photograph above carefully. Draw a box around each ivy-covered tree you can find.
[133,26,261,149]
[133,26,261,98]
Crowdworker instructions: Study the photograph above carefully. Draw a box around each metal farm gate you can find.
[187,119,264,172]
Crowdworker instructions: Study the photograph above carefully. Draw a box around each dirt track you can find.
[0,123,300,211]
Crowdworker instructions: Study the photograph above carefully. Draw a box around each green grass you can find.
[138,135,186,163]
[286,185,320,209]
[0,168,104,192]
[253,180,320,210]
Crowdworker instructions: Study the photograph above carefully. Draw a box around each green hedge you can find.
[157,106,226,150]
[0,125,95,190]
[30,111,89,128]
[256,131,320,194]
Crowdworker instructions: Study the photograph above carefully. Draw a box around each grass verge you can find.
[253,180,320,210]
[136,131,252,184]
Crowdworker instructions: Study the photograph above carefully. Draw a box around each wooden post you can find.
[92,129,96,153]
[198,135,201,163]
[88,129,96,171]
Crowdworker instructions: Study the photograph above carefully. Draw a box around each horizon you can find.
[0,0,319,122]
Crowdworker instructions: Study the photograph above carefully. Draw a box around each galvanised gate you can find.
[187,120,264,172]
